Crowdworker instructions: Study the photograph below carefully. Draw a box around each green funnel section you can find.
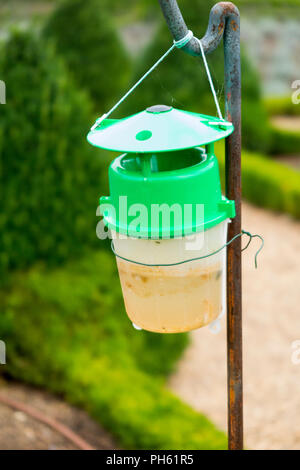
[100,146,235,238]
[87,105,234,154]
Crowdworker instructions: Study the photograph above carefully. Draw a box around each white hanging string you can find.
[196,38,224,121]
[91,30,225,130]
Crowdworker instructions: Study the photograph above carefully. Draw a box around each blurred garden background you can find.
[0,0,299,450]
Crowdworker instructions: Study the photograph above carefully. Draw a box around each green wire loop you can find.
[241,230,264,269]
[111,230,264,269]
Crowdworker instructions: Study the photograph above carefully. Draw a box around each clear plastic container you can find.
[112,220,228,333]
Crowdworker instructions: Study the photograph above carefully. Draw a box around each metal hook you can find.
[158,1,240,56]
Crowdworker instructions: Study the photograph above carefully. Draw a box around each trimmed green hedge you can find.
[215,142,300,219]
[241,152,300,217]
[0,30,106,274]
[263,97,300,155]
[44,0,131,112]
[0,251,227,450]
[269,127,300,155]
[237,0,300,7]
[264,96,300,117]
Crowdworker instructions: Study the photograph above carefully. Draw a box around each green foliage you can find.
[44,0,131,111]
[0,250,227,450]
[103,0,300,17]
[216,142,300,219]
[269,127,300,155]
[237,0,300,8]
[264,96,300,116]
[122,0,271,153]
[0,30,106,274]
[240,152,300,218]
[263,97,300,155]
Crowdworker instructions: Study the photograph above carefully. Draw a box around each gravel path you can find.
[169,202,300,450]
[271,116,300,132]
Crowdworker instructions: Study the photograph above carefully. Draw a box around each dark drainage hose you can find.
[0,393,94,450]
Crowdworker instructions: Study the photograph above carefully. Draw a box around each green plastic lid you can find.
[101,147,235,238]
[87,106,234,153]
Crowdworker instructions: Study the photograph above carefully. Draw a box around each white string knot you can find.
[173,30,194,49]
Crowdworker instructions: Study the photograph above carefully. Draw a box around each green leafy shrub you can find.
[264,96,300,117]
[237,0,300,10]
[44,0,131,112]
[269,127,300,155]
[263,97,300,155]
[215,142,300,219]
[0,30,106,274]
[122,0,271,153]
[240,152,300,218]
[0,251,227,450]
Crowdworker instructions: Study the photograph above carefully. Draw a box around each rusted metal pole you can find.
[222,5,243,452]
[158,1,243,450]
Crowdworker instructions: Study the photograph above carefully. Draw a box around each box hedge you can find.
[43,0,131,112]
[240,152,300,218]
[0,30,106,274]
[264,96,300,117]
[269,127,300,155]
[215,142,300,219]
[262,97,300,155]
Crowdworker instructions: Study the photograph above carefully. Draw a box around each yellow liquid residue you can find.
[117,260,223,333]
